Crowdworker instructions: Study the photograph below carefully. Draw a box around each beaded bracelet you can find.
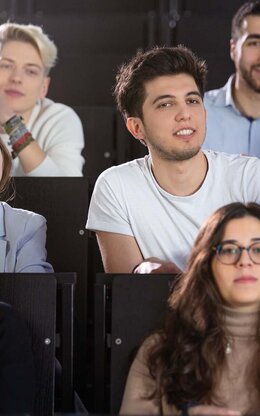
[2,114,23,135]
[12,131,31,151]
[3,115,35,158]
[12,137,34,159]
[9,123,28,145]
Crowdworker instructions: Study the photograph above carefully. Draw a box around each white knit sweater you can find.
[1,97,85,176]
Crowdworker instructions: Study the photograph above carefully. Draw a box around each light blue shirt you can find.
[203,75,260,157]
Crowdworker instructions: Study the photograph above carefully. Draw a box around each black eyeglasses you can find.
[212,242,260,265]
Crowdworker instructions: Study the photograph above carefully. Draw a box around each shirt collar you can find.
[223,74,241,115]
[224,75,234,105]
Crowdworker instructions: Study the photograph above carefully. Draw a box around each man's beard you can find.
[240,63,260,93]
[148,140,201,161]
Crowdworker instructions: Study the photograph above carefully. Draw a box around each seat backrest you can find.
[73,105,147,179]
[0,273,56,416]
[73,106,116,178]
[94,273,176,413]
[10,178,88,408]
[11,177,88,321]
[0,272,77,415]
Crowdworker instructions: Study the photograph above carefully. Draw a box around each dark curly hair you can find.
[146,202,260,408]
[113,45,207,121]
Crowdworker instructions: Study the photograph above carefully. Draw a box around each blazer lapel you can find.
[0,240,7,272]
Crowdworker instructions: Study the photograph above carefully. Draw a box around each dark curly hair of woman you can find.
[146,202,260,408]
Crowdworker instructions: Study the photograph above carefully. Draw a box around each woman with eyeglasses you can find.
[120,202,260,416]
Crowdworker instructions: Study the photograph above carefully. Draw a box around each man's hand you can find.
[133,257,181,274]
[96,232,181,274]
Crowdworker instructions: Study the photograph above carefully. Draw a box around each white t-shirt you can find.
[1,97,85,176]
[86,150,260,270]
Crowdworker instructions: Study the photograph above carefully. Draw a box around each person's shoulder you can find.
[204,76,232,108]
[2,202,46,228]
[204,85,226,106]
[205,149,244,161]
[40,97,76,113]
[39,98,81,120]
[96,157,149,181]
[137,332,163,362]
[204,87,222,99]
[204,149,260,169]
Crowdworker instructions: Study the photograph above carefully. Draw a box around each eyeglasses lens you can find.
[217,242,260,264]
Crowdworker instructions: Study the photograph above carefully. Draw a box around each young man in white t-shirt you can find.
[86,45,260,273]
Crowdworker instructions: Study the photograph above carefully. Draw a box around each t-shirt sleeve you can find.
[86,171,134,237]
[242,156,260,202]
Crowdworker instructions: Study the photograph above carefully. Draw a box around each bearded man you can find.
[203,1,260,157]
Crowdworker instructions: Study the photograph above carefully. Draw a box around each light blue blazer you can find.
[0,202,53,272]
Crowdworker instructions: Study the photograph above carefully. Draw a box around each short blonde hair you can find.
[0,22,58,74]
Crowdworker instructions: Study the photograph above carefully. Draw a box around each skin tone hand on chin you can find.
[133,257,181,274]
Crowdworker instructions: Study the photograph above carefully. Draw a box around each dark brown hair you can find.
[0,140,12,198]
[113,45,207,120]
[232,1,260,41]
[146,202,260,407]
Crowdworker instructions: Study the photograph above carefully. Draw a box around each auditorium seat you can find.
[73,105,147,178]
[73,105,116,178]
[180,0,245,15]
[0,272,77,415]
[94,273,177,413]
[9,0,156,15]
[10,177,89,407]
[175,14,233,89]
[16,14,147,54]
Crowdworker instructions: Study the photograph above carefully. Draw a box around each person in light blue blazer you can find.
[0,137,53,272]
[0,137,52,413]
[0,201,53,272]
